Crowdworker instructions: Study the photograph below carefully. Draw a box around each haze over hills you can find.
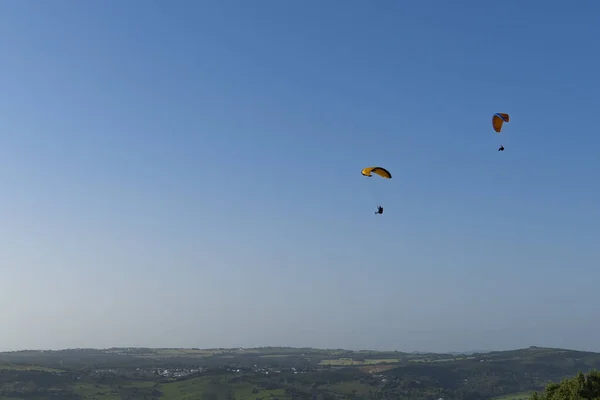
[0,345,554,355]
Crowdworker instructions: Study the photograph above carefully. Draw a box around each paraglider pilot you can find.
[375,206,383,215]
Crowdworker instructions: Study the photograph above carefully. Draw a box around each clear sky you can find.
[1,0,599,353]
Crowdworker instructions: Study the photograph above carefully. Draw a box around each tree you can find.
[531,370,600,400]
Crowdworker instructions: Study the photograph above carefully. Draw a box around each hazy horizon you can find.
[2,0,599,353]
[0,344,596,355]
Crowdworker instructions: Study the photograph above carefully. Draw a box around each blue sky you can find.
[1,0,599,352]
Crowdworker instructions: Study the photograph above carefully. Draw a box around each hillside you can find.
[0,346,598,399]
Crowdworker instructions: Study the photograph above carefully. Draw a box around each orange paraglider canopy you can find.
[492,113,510,133]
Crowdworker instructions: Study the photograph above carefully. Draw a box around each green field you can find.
[0,364,63,372]
[259,354,290,358]
[410,357,471,363]
[325,381,375,396]
[150,349,219,357]
[160,376,289,400]
[319,358,399,366]
[72,383,122,400]
[492,392,532,400]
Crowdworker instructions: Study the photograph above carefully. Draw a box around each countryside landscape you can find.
[0,346,598,399]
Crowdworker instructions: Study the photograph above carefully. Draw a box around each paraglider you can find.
[361,166,392,179]
[362,166,391,215]
[492,113,510,151]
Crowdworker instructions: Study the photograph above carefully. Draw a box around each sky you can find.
[1,0,599,353]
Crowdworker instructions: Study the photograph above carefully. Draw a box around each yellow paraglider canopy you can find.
[361,167,392,179]
[492,113,510,133]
